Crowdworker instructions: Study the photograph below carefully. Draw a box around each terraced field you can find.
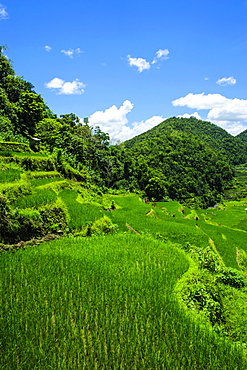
[1,234,246,369]
[1,156,247,369]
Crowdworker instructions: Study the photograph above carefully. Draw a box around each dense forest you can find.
[238,129,247,144]
[125,116,247,165]
[1,45,247,208]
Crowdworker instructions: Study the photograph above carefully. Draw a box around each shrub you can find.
[85,216,118,236]
[0,141,31,153]
[216,267,245,289]
[180,269,224,326]
[1,183,32,203]
[197,247,222,272]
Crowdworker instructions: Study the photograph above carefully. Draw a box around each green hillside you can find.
[1,172,247,368]
[237,129,247,145]
[125,116,247,165]
[1,47,247,368]
[0,47,244,208]
[125,127,234,207]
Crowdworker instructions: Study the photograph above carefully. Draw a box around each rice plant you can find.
[0,169,22,183]
[105,195,209,248]
[30,177,65,187]
[0,234,245,369]
[59,189,103,230]
[13,188,57,209]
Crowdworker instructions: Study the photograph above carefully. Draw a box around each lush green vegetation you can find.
[0,168,22,182]
[13,188,57,209]
[126,116,247,165]
[1,47,246,207]
[1,235,246,369]
[1,45,247,368]
[237,129,247,144]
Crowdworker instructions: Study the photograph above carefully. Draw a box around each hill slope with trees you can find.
[125,129,234,207]
[125,116,247,165]
[237,129,247,145]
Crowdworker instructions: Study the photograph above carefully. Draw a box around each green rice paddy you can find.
[1,234,246,369]
[1,167,247,369]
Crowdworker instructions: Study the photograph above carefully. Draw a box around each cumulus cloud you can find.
[61,48,83,58]
[45,77,86,95]
[88,100,164,141]
[211,121,247,136]
[127,55,151,73]
[173,93,227,110]
[127,48,169,72]
[152,49,169,64]
[0,4,8,19]
[177,112,202,120]
[172,93,247,135]
[216,76,236,86]
[44,45,52,52]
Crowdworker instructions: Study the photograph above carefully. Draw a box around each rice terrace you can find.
[1,150,247,369]
[1,39,247,368]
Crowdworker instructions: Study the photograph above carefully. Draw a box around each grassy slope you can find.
[1,149,247,368]
[1,234,246,369]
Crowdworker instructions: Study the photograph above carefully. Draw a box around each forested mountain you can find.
[125,117,247,165]
[0,46,243,207]
[125,130,234,207]
[237,129,247,144]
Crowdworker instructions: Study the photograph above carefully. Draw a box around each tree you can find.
[0,45,15,85]
[59,113,80,127]
[17,92,47,137]
[35,118,63,151]
[145,176,168,201]
[4,74,34,103]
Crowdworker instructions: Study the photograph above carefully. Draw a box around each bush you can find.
[180,269,224,326]
[216,267,245,289]
[0,141,31,153]
[1,183,32,203]
[197,247,222,272]
[84,216,118,236]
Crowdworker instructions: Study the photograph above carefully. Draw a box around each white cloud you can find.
[61,48,83,58]
[44,45,52,52]
[127,55,151,73]
[127,115,165,141]
[177,112,202,120]
[127,48,169,72]
[88,100,164,141]
[172,93,228,110]
[216,76,236,86]
[0,4,8,19]
[210,121,247,136]
[172,93,247,135]
[152,49,169,64]
[45,77,86,95]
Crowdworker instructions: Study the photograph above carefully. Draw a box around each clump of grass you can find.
[30,177,65,187]
[59,189,103,230]
[82,215,118,236]
[13,189,57,209]
[0,169,22,183]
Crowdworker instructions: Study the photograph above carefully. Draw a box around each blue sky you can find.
[1,0,247,141]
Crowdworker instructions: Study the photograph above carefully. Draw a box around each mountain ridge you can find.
[125,117,247,165]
